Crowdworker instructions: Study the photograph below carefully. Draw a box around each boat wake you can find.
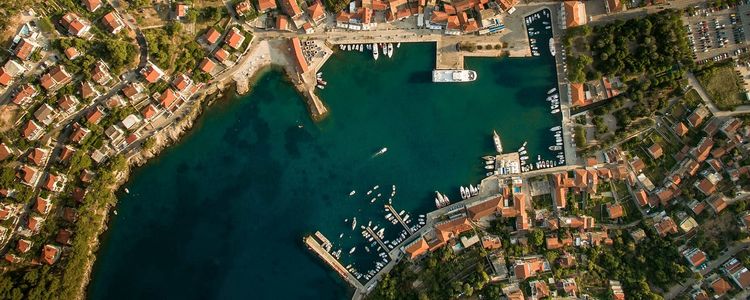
[371,147,388,158]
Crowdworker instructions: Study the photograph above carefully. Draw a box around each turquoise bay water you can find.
[89,43,556,299]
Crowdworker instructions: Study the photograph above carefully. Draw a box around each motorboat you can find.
[485,165,494,170]
[387,43,393,58]
[549,145,562,151]
[483,155,495,161]
[547,87,557,94]
[349,190,356,196]
[549,37,556,57]
[551,108,560,114]
[372,43,379,60]
[374,147,388,156]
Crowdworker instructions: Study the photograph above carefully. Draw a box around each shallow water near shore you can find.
[88,42,557,299]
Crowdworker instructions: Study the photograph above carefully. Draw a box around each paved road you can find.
[686,71,750,117]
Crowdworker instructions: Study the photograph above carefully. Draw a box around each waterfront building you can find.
[403,237,429,260]
[289,37,308,74]
[562,1,587,29]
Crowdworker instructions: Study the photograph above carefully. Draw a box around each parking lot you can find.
[683,4,750,63]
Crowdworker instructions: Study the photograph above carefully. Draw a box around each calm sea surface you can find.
[89,41,557,299]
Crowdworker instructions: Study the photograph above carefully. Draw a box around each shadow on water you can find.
[407,71,433,84]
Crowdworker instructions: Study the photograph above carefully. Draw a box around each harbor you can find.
[90,8,564,300]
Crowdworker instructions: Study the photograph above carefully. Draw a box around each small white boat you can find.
[485,165,494,170]
[350,247,356,254]
[113,210,118,215]
[547,88,557,94]
[317,85,325,89]
[374,147,388,157]
[549,145,562,151]
[520,155,529,160]
[387,43,393,58]
[551,108,560,114]
[339,233,344,238]
[372,43,379,60]
[352,217,357,230]
[370,198,376,203]
[397,42,401,48]
[367,190,372,195]
[124,188,130,194]
[349,190,356,196]
[482,155,495,161]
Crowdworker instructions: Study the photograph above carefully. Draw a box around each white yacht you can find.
[549,38,556,57]
[550,126,561,131]
[432,69,477,82]
[372,43,379,60]
[387,43,393,58]
[493,130,503,153]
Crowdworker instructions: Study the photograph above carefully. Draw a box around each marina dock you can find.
[364,226,397,260]
[384,204,414,235]
[304,234,364,291]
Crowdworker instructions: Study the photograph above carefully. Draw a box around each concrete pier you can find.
[304,235,364,290]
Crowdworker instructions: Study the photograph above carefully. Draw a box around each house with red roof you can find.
[682,247,708,270]
[513,257,550,280]
[213,48,229,63]
[141,104,160,121]
[35,196,52,215]
[43,173,67,192]
[22,120,43,141]
[40,65,72,91]
[307,0,326,25]
[86,106,105,124]
[172,73,194,94]
[13,38,38,61]
[224,27,246,50]
[58,95,80,115]
[674,122,689,136]
[91,60,113,86]
[80,81,100,100]
[606,202,623,219]
[17,239,32,253]
[0,143,13,161]
[60,13,91,37]
[140,63,165,83]
[64,47,80,60]
[654,216,678,237]
[722,258,750,289]
[204,28,222,45]
[563,1,587,28]
[82,0,102,12]
[289,37,308,74]
[687,106,710,128]
[158,88,179,109]
[42,244,61,265]
[280,0,302,19]
[27,147,49,167]
[56,229,73,245]
[403,237,429,260]
[34,103,58,126]
[12,83,37,106]
[0,68,12,87]
[102,11,125,34]
[70,123,91,144]
[174,3,189,19]
[199,57,217,74]
[18,165,41,187]
[121,82,146,101]
[610,280,625,300]
[710,277,732,297]
[58,145,77,165]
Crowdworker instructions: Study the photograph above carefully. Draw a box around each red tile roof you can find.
[159,89,178,109]
[0,68,11,86]
[17,239,32,253]
[204,28,222,45]
[281,0,302,18]
[14,38,36,60]
[290,37,308,73]
[564,1,587,28]
[570,83,585,106]
[199,58,216,73]
[224,28,245,49]
[82,0,102,12]
[42,244,61,265]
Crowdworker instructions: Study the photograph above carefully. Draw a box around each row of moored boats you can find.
[339,43,400,61]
